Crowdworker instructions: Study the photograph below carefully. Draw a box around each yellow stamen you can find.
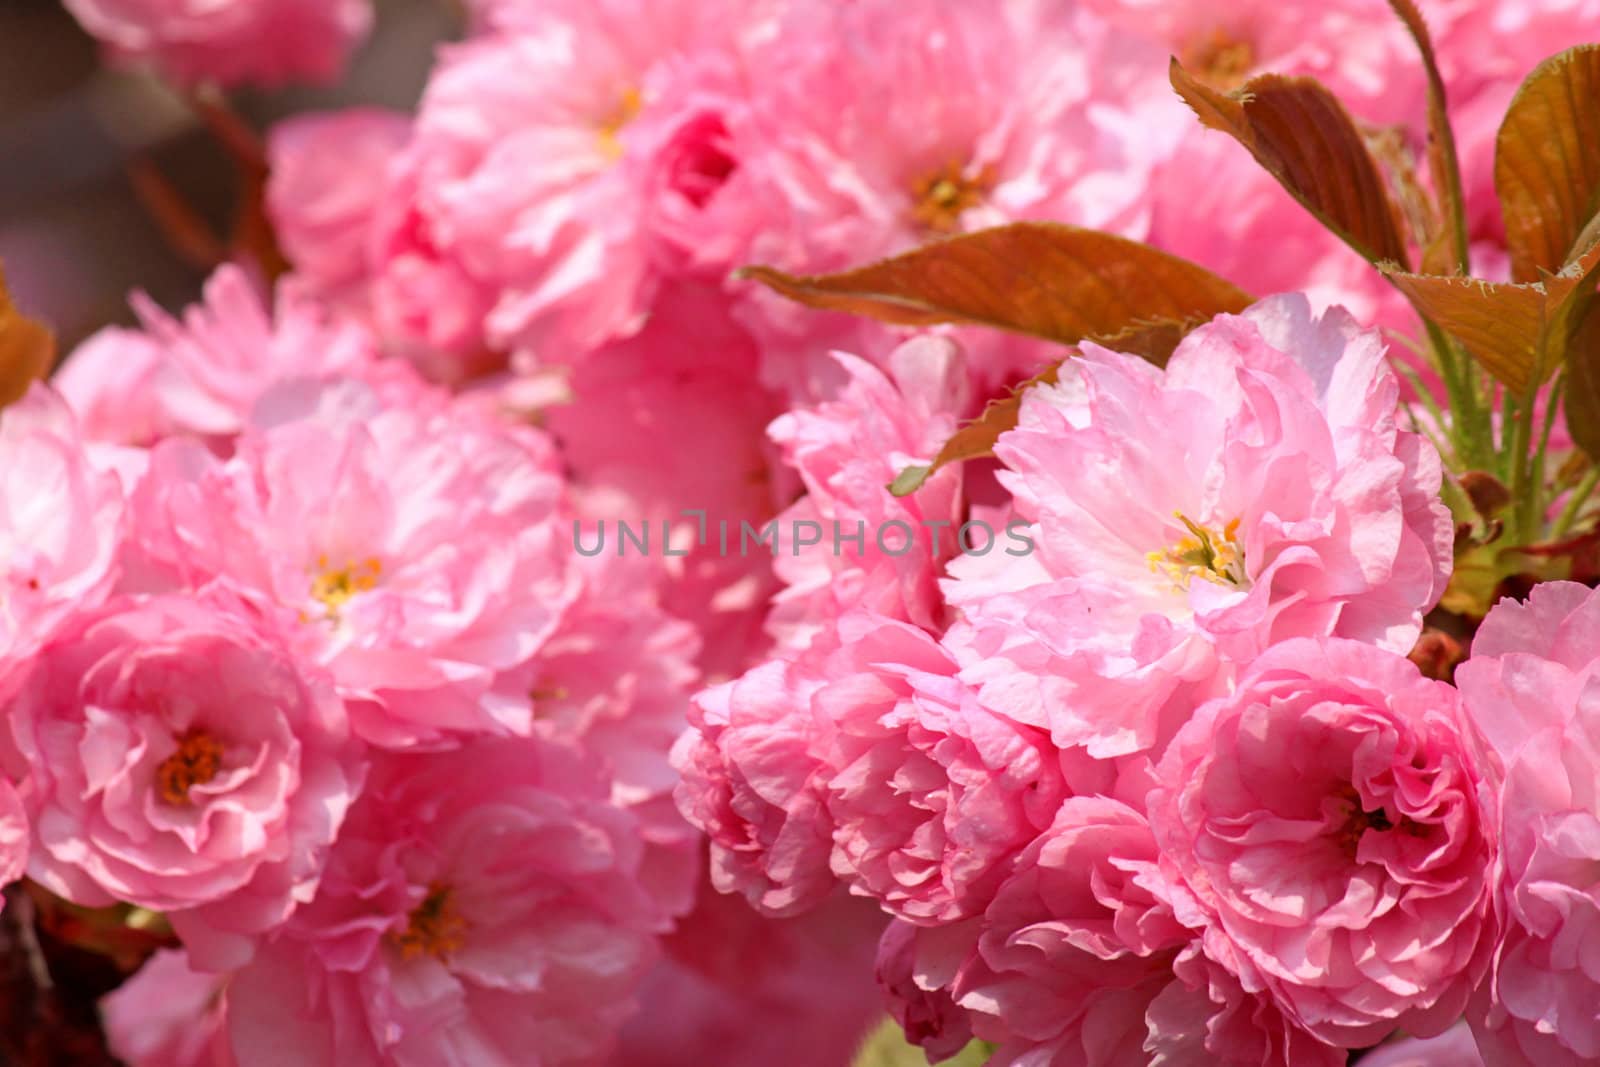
[597,87,643,161]
[910,162,993,234]
[1147,513,1247,591]
[391,883,467,962]
[156,729,225,806]
[308,555,382,620]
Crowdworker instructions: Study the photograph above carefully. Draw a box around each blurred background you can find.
[0,0,459,352]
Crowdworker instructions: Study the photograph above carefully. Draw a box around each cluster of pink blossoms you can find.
[22,0,1600,1064]
[4,268,703,1065]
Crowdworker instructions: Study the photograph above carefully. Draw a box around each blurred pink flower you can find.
[612,886,884,1067]
[266,109,413,301]
[62,0,371,88]
[0,385,124,666]
[55,266,377,445]
[731,0,1177,398]
[226,739,677,1067]
[877,920,974,1062]
[543,280,787,679]
[102,949,235,1067]
[1360,1024,1486,1067]
[490,549,703,919]
[381,0,776,372]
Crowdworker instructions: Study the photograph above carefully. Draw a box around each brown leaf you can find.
[1564,291,1600,461]
[739,222,1252,345]
[1387,0,1471,275]
[889,363,1062,497]
[1169,62,1412,269]
[1383,240,1600,391]
[1496,44,1600,282]
[0,264,54,411]
[887,312,1221,495]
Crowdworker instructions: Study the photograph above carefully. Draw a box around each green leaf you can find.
[1169,62,1412,270]
[1495,44,1600,282]
[850,1017,991,1067]
[1382,239,1600,391]
[739,222,1252,345]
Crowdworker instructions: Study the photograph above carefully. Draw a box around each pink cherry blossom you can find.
[130,376,574,748]
[1147,131,1417,338]
[491,548,703,919]
[671,653,836,917]
[1,591,363,969]
[1455,581,1600,1066]
[765,337,969,652]
[940,797,1189,1065]
[1144,942,1346,1067]
[1076,0,1424,125]
[381,0,777,372]
[876,920,975,1063]
[0,385,124,666]
[613,886,885,1067]
[266,109,412,303]
[944,294,1452,763]
[1360,1024,1486,1067]
[1149,638,1497,1048]
[821,615,1067,923]
[226,739,676,1067]
[730,0,1176,398]
[54,265,377,445]
[61,0,371,88]
[102,949,235,1067]
[0,780,26,905]
[543,280,787,678]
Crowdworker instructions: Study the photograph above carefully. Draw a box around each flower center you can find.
[391,883,467,962]
[597,87,643,161]
[1332,790,1398,856]
[910,162,992,234]
[1181,28,1256,89]
[308,555,382,620]
[1147,513,1246,591]
[156,729,225,806]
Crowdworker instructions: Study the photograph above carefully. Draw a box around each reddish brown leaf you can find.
[1169,62,1412,270]
[0,265,54,411]
[1387,0,1470,274]
[1496,45,1600,281]
[887,314,1217,496]
[740,222,1252,345]
[889,363,1062,497]
[1384,240,1600,391]
[1564,291,1600,461]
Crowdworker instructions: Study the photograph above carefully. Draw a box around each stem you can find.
[1395,363,1458,468]
[1554,467,1600,538]
[1505,384,1537,542]
[1529,372,1565,535]
[1423,320,1490,469]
